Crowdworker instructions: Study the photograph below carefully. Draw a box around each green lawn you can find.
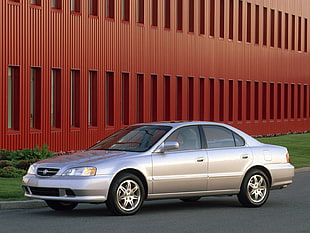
[257,133,310,168]
[0,177,28,201]
[1,133,309,201]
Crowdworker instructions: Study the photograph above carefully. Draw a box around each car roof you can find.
[135,121,230,127]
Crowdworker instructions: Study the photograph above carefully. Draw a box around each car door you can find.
[152,126,207,194]
[202,125,253,191]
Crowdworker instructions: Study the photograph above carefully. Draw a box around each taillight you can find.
[286,153,291,163]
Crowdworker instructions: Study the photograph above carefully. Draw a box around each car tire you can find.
[180,197,201,202]
[45,200,78,211]
[238,169,270,207]
[106,173,145,216]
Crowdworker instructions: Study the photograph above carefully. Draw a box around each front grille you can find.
[37,168,59,177]
[29,187,60,196]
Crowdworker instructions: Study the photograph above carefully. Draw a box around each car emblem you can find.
[42,169,49,176]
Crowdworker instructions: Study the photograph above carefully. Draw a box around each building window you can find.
[270,83,275,120]
[106,72,114,126]
[89,0,98,16]
[30,0,41,6]
[88,71,98,127]
[229,0,234,39]
[238,80,242,121]
[176,77,183,120]
[292,15,296,50]
[209,78,215,121]
[51,69,61,129]
[298,17,302,51]
[70,70,80,128]
[71,0,80,13]
[255,5,259,44]
[263,7,267,46]
[164,0,170,29]
[188,0,194,33]
[262,82,267,120]
[291,84,295,118]
[151,0,158,26]
[284,83,288,119]
[297,84,301,118]
[188,77,194,120]
[8,66,20,130]
[9,0,20,3]
[177,0,183,31]
[52,0,61,9]
[285,13,289,49]
[229,80,234,121]
[136,74,144,123]
[164,76,171,121]
[122,0,130,21]
[209,0,215,36]
[305,18,308,52]
[246,3,251,43]
[219,79,224,121]
[199,78,205,120]
[106,0,114,19]
[304,85,308,118]
[220,0,225,38]
[246,81,251,121]
[278,11,282,48]
[122,73,130,125]
[150,75,158,122]
[277,83,282,120]
[200,0,205,35]
[270,9,275,47]
[137,0,144,24]
[30,68,41,130]
[238,0,243,41]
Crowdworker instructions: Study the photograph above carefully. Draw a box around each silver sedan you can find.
[22,122,294,215]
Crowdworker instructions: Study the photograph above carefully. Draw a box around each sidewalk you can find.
[1,167,309,210]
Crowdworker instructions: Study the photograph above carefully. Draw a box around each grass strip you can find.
[257,133,310,168]
[0,177,28,201]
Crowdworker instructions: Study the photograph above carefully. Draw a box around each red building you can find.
[1,0,310,151]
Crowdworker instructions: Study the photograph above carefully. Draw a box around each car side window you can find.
[202,125,245,149]
[165,126,201,151]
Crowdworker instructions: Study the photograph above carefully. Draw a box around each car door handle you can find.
[196,158,205,162]
[241,154,249,159]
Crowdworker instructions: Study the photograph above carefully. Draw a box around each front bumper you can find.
[22,174,112,203]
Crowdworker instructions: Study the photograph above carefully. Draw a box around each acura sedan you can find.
[22,122,294,215]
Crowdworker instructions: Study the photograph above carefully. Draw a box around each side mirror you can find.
[155,141,179,153]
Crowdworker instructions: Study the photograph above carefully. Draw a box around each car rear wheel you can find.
[106,173,145,216]
[45,200,78,211]
[238,169,270,207]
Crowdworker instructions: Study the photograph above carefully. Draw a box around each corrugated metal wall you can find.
[1,0,310,151]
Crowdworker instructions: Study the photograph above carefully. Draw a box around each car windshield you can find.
[88,125,172,152]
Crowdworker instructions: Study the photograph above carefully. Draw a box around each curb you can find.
[0,200,46,210]
[1,167,309,210]
[295,167,310,173]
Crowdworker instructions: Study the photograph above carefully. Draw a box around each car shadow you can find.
[31,196,242,217]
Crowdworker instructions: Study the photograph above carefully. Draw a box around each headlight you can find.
[62,167,97,176]
[27,165,36,175]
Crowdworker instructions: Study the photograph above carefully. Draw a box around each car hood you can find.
[35,150,133,166]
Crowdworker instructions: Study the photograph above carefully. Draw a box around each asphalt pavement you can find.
[1,167,309,210]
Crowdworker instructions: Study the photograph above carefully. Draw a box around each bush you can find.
[0,144,56,178]
[0,167,26,178]
[0,160,10,168]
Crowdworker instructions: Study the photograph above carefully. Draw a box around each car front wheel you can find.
[45,200,78,211]
[106,173,145,216]
[238,169,270,207]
